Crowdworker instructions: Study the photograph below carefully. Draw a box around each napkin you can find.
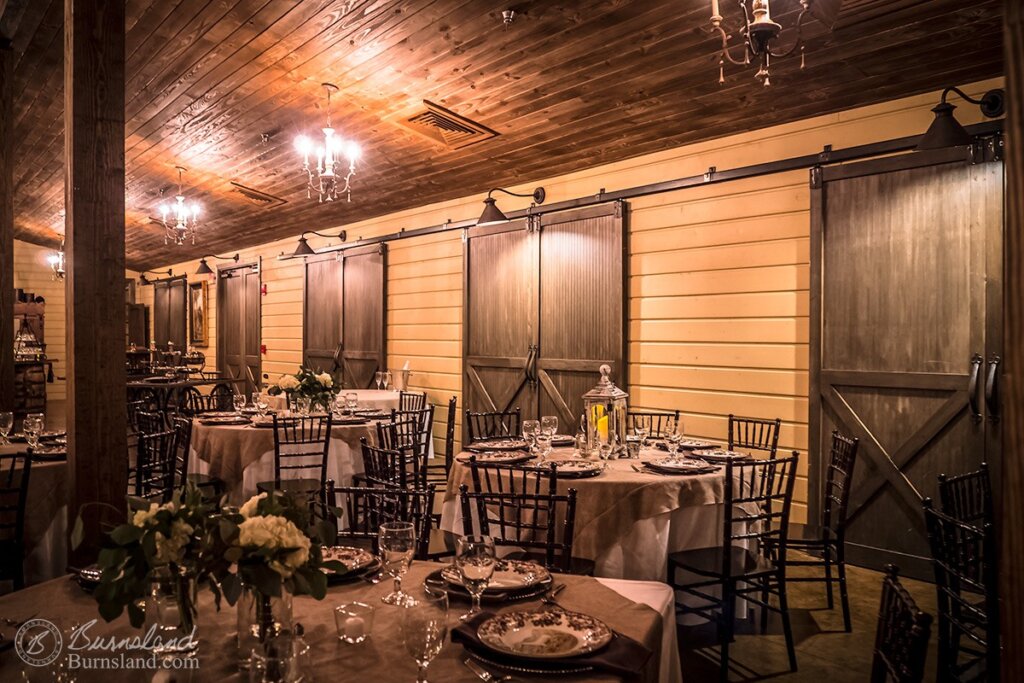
[452,611,653,678]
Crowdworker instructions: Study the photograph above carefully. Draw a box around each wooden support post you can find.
[0,37,12,414]
[1002,1,1024,680]
[65,0,127,560]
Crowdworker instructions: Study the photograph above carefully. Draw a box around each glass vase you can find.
[144,566,199,656]
[237,586,293,670]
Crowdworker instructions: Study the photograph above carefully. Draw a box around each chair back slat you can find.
[626,410,680,438]
[360,438,413,488]
[135,430,177,502]
[136,409,167,436]
[822,430,859,537]
[870,564,932,683]
[444,396,458,471]
[378,409,433,489]
[325,481,436,560]
[271,414,332,489]
[399,391,427,412]
[467,459,556,498]
[938,463,993,528]
[728,414,781,455]
[465,409,521,443]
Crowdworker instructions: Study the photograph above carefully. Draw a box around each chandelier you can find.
[294,83,361,203]
[47,241,65,280]
[708,0,834,87]
[158,166,201,245]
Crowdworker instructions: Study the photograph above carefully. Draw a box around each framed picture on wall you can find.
[189,281,209,347]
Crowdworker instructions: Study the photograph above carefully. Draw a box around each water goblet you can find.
[0,411,12,445]
[634,425,649,448]
[345,392,359,415]
[256,395,270,416]
[521,419,540,452]
[23,416,41,449]
[401,587,449,683]
[233,393,246,413]
[535,434,553,462]
[379,522,416,606]
[540,415,558,438]
[455,535,495,621]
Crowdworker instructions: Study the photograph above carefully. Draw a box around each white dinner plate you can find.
[477,610,613,659]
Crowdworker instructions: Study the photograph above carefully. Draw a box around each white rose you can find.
[239,492,267,518]
[237,515,311,578]
[278,375,300,391]
[131,503,160,528]
[316,373,333,388]
[154,519,194,565]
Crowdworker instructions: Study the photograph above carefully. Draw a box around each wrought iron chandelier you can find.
[294,83,361,203]
[158,166,201,245]
[708,0,836,87]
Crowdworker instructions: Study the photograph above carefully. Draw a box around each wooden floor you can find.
[678,553,938,681]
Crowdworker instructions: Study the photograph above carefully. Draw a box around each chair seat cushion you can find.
[669,545,777,579]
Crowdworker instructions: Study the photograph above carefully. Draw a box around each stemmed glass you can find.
[455,535,496,621]
[0,412,12,445]
[540,415,558,439]
[345,392,359,415]
[666,416,685,453]
[383,371,393,390]
[634,425,649,448]
[374,372,384,390]
[23,415,42,449]
[522,420,540,452]
[379,522,416,606]
[255,394,270,416]
[401,587,448,683]
[233,393,246,413]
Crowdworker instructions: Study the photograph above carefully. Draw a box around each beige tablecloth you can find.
[0,562,669,683]
[0,447,68,586]
[189,420,378,504]
[442,448,728,582]
[263,389,400,413]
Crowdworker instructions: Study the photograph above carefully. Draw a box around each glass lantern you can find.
[580,364,628,458]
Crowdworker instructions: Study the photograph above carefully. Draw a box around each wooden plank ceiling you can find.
[2,0,1003,270]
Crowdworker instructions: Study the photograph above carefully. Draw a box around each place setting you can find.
[635,456,720,476]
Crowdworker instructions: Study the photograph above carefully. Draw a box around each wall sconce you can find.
[139,269,174,286]
[195,253,240,275]
[917,86,1005,151]
[291,230,347,257]
[477,187,546,227]
[47,242,65,280]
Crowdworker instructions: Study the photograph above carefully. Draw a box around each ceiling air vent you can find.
[230,182,288,208]
[403,100,498,150]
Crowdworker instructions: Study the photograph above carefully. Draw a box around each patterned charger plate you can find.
[456,451,534,465]
[690,448,751,462]
[477,610,613,660]
[442,559,551,591]
[643,457,718,474]
[322,546,376,572]
[546,459,604,478]
[467,437,529,452]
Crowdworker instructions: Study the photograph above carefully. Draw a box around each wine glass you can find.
[256,394,270,416]
[667,415,685,453]
[233,393,246,413]
[383,371,393,390]
[23,416,41,449]
[345,392,359,415]
[379,522,416,606]
[455,535,496,621]
[535,434,553,462]
[634,425,649,448]
[401,587,448,683]
[521,420,540,450]
[374,372,383,390]
[540,415,558,438]
[0,412,12,445]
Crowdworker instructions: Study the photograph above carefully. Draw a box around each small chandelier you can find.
[708,0,831,87]
[158,166,201,245]
[294,83,361,203]
[47,241,65,280]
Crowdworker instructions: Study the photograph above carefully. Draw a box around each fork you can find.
[464,658,512,682]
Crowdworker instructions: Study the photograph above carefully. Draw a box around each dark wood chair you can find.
[871,564,932,683]
[465,408,521,443]
[324,481,438,561]
[399,391,427,412]
[377,410,433,489]
[668,452,800,680]
[170,416,225,500]
[458,483,582,574]
[938,462,993,528]
[136,409,166,436]
[0,452,31,590]
[134,430,177,503]
[727,414,781,455]
[923,498,999,682]
[426,396,457,487]
[626,409,680,437]
[179,385,234,416]
[359,439,419,489]
[256,415,333,507]
[779,430,859,631]
[467,457,556,498]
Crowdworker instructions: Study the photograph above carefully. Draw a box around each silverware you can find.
[464,658,512,682]
[538,582,566,610]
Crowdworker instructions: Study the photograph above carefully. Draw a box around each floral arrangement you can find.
[267,366,340,412]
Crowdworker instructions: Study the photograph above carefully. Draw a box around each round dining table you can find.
[262,389,400,413]
[440,446,730,583]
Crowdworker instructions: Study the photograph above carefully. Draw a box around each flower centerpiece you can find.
[267,367,339,413]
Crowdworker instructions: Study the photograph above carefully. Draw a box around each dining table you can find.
[0,562,680,683]
[440,446,730,583]
[262,389,401,413]
[0,444,68,586]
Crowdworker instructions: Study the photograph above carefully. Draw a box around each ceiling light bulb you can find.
[294,135,312,154]
[346,142,361,161]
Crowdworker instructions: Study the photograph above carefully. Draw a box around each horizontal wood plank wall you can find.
[13,239,67,400]
[143,79,1001,523]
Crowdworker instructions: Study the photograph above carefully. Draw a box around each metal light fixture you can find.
[158,166,201,245]
[195,253,240,275]
[477,187,546,227]
[294,83,361,203]
[916,86,1005,151]
[291,230,347,257]
[708,0,838,87]
[47,241,65,281]
[139,269,174,286]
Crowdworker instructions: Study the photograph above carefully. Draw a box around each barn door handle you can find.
[333,343,344,369]
[530,344,540,384]
[968,353,983,421]
[985,355,1001,422]
[524,345,537,384]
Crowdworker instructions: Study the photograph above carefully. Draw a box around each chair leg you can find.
[760,582,770,633]
[719,582,736,683]
[778,579,798,672]
[823,545,834,610]
[837,550,852,633]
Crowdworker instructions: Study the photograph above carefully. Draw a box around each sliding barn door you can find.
[152,277,186,350]
[464,202,627,439]
[218,262,261,395]
[538,203,627,428]
[341,244,387,389]
[809,147,1003,577]
[303,254,343,379]
[464,218,538,428]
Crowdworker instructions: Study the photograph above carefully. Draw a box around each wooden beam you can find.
[64,0,127,559]
[0,36,11,415]
[1002,1,1024,680]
